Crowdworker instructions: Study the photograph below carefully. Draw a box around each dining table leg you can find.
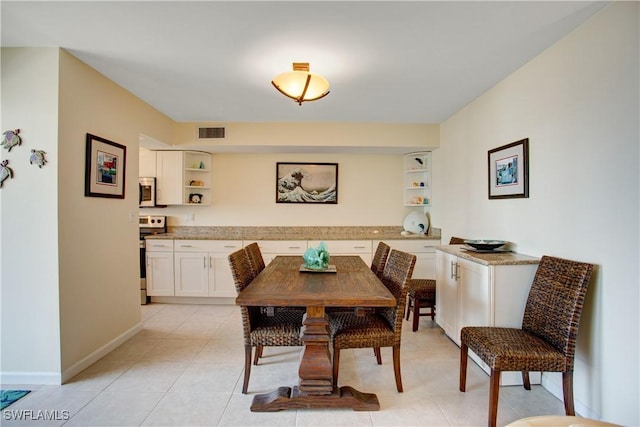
[249,305,381,412]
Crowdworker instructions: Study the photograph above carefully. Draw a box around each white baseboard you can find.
[60,321,143,383]
[0,371,62,385]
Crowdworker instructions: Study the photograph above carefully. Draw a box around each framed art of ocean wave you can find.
[276,162,338,204]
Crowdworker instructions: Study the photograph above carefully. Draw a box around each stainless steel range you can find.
[139,215,167,304]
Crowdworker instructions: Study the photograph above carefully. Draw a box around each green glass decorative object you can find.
[303,241,330,270]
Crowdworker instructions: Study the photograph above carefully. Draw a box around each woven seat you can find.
[228,247,303,394]
[405,237,465,331]
[459,255,593,427]
[328,249,416,392]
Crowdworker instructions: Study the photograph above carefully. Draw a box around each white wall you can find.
[1,48,62,383]
[432,3,639,425]
[1,48,176,384]
[146,152,417,227]
[56,50,175,378]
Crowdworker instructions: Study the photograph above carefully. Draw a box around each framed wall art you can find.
[276,162,338,204]
[84,133,126,199]
[488,138,529,199]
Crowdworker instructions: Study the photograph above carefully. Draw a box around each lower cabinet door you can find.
[209,253,237,297]
[147,252,175,296]
[174,252,209,297]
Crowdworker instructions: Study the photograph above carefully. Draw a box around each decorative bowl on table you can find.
[464,240,507,251]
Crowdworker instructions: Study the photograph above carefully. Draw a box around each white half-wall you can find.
[432,3,639,425]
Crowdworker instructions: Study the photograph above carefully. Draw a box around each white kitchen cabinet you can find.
[378,239,440,279]
[308,240,372,265]
[156,151,212,206]
[139,148,157,177]
[146,239,174,296]
[252,240,308,265]
[435,245,540,385]
[174,240,242,297]
[403,152,431,207]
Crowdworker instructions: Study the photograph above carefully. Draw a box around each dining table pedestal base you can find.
[250,385,381,412]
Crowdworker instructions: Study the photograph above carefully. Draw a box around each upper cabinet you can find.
[139,148,157,177]
[403,152,431,207]
[156,151,212,206]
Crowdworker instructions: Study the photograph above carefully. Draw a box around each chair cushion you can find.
[250,309,304,347]
[461,327,568,372]
[328,312,394,350]
[408,278,436,300]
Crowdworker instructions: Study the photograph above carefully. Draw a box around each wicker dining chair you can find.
[329,249,416,392]
[228,248,304,394]
[405,237,466,331]
[370,241,391,278]
[459,255,594,427]
[245,242,266,279]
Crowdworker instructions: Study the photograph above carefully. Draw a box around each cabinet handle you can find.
[180,245,193,248]
[223,245,236,249]
[354,246,366,249]
[203,256,206,268]
[288,246,301,249]
[451,261,459,280]
[454,262,460,280]
[209,256,212,268]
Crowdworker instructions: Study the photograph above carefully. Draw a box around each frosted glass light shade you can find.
[272,63,330,105]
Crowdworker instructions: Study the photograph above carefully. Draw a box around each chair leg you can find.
[242,345,252,394]
[459,342,468,391]
[392,345,403,392]
[332,348,341,388]
[374,347,382,364]
[430,303,435,320]
[562,371,575,415]
[405,296,412,321]
[522,371,531,390]
[412,299,420,331]
[253,345,263,365]
[488,369,501,427]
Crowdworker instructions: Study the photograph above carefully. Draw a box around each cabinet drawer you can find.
[309,240,372,254]
[174,240,242,253]
[145,239,174,252]
[382,239,440,253]
[254,240,307,254]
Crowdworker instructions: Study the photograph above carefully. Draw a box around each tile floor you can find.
[2,303,566,426]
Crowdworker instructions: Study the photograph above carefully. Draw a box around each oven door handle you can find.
[139,183,143,204]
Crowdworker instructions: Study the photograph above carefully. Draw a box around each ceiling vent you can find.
[198,127,226,139]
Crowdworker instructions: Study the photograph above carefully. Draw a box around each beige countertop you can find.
[145,226,441,241]
[436,244,540,266]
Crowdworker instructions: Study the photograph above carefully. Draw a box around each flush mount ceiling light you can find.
[271,62,330,106]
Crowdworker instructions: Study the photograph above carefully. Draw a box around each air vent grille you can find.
[198,127,225,139]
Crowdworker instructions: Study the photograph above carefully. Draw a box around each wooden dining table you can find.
[235,255,396,412]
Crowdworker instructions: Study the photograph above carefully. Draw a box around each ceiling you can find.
[1,1,607,124]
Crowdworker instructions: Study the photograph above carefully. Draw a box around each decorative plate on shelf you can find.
[464,240,507,251]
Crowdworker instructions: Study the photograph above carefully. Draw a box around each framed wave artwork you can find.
[276,162,338,204]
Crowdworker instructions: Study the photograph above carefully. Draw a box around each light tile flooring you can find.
[2,303,566,426]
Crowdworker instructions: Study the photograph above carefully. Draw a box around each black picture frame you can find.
[276,162,338,204]
[488,138,529,199]
[84,133,126,199]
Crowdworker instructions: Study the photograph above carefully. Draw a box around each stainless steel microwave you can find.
[139,177,156,207]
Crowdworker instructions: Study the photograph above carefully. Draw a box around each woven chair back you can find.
[371,242,391,278]
[379,249,416,338]
[245,242,266,279]
[522,255,593,369]
[228,248,254,293]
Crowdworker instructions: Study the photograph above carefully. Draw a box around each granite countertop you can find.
[145,226,441,241]
[436,244,539,266]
